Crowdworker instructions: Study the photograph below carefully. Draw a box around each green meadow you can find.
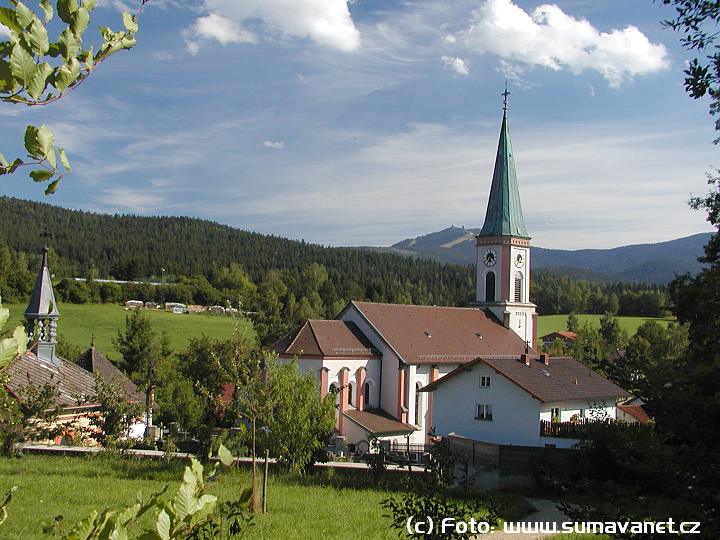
[536,313,674,339]
[0,455,535,540]
[5,303,246,361]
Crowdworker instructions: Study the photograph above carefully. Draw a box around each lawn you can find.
[537,313,674,339]
[0,455,532,539]
[4,303,247,362]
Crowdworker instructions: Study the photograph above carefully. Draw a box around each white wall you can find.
[340,306,401,415]
[431,362,542,446]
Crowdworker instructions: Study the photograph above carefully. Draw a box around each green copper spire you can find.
[478,89,529,238]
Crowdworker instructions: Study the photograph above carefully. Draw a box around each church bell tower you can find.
[24,245,60,365]
[475,88,537,345]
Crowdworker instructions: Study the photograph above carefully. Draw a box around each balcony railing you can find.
[540,418,647,439]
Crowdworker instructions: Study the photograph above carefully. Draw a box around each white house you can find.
[420,354,630,449]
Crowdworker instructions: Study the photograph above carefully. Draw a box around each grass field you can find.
[0,455,532,539]
[537,313,674,340]
[4,303,247,362]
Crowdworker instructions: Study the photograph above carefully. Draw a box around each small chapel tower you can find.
[475,88,537,345]
[24,245,60,365]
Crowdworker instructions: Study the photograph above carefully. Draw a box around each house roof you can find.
[5,350,141,410]
[541,331,577,341]
[272,320,378,358]
[343,408,416,436]
[347,301,537,365]
[75,347,142,401]
[25,246,59,318]
[618,403,651,424]
[478,110,529,239]
[420,355,630,403]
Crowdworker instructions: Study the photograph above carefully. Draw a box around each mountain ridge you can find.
[388,226,711,284]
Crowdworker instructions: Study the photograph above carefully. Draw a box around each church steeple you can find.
[25,245,60,364]
[475,87,536,346]
[478,89,529,239]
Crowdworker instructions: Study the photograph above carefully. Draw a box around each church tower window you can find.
[485,272,496,302]
[514,272,524,302]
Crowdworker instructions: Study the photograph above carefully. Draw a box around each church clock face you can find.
[514,252,525,268]
[483,249,497,267]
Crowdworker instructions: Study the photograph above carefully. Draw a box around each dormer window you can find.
[424,331,432,338]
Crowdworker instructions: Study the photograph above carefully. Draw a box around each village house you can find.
[274,96,634,451]
[540,330,578,349]
[4,247,143,444]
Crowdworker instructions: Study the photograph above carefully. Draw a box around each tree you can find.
[566,311,579,333]
[0,0,145,193]
[662,0,720,137]
[262,360,335,472]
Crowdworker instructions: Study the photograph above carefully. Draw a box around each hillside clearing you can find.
[537,314,674,339]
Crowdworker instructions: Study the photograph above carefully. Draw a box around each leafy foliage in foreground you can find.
[45,446,254,539]
[0,0,145,192]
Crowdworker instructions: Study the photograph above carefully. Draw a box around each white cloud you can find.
[0,23,10,38]
[441,56,470,75]
[460,0,669,87]
[263,140,285,149]
[186,0,360,54]
[152,50,175,61]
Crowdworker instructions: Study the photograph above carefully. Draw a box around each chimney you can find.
[521,354,530,366]
[503,312,511,329]
[541,354,550,366]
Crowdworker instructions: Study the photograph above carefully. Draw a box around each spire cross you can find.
[502,82,510,113]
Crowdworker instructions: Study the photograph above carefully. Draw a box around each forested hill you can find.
[0,196,475,306]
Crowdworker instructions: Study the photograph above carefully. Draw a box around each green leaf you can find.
[217,444,234,466]
[9,42,36,86]
[52,62,75,91]
[71,7,89,36]
[57,0,79,24]
[59,148,71,171]
[58,27,80,61]
[44,178,60,195]
[30,169,53,182]
[24,124,54,160]
[84,0,97,10]
[14,1,35,28]
[26,61,52,99]
[26,19,49,55]
[0,7,21,33]
[122,12,138,33]
[39,0,53,23]
[0,58,15,92]
[0,41,11,59]
[155,509,170,540]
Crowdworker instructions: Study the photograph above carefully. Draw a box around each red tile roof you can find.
[618,403,651,424]
[421,355,630,403]
[272,320,378,358]
[346,301,536,364]
[541,331,577,341]
[343,408,416,436]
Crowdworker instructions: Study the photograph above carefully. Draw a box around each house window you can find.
[551,407,561,421]
[479,376,491,388]
[485,272,495,302]
[514,272,524,302]
[475,404,493,421]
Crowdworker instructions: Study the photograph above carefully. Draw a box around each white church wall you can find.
[340,306,402,417]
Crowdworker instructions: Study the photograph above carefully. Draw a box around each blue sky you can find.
[1,0,717,249]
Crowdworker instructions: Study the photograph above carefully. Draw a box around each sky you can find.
[1,0,718,250]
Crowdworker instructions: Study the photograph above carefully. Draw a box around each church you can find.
[4,247,142,444]
[274,95,628,449]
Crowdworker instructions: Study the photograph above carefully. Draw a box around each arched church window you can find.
[514,272,524,302]
[485,272,496,302]
[415,383,423,426]
[348,383,353,406]
[364,382,370,407]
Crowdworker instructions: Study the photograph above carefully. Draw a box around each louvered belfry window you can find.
[514,272,523,302]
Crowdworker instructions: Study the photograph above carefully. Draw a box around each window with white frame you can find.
[475,403,493,421]
[479,375,491,388]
